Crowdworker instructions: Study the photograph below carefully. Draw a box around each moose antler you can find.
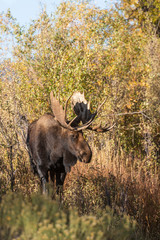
[87,122,116,132]
[50,92,96,131]
[50,91,115,132]
[50,92,70,129]
[71,92,95,124]
[70,92,115,132]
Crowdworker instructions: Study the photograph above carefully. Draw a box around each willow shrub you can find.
[0,0,159,158]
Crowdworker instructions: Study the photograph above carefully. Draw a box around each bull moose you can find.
[26,91,114,195]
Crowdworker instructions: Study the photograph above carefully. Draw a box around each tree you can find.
[120,0,160,36]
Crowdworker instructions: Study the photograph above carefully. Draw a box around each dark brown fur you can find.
[26,113,92,194]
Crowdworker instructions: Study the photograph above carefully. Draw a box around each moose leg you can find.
[50,167,56,199]
[56,171,66,202]
[37,165,49,195]
[41,177,47,195]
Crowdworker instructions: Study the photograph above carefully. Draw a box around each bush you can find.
[63,155,160,240]
[0,192,140,240]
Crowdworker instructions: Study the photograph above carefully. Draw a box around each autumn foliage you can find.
[0,1,160,239]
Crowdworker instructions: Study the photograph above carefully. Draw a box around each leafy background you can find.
[0,0,160,239]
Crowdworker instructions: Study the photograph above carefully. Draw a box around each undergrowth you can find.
[0,192,139,240]
[63,145,160,240]
[0,141,159,239]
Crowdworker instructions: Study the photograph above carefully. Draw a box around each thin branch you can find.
[0,142,17,148]
[101,111,143,118]
[116,111,143,116]
[141,112,154,122]
[102,111,159,126]
[121,111,159,126]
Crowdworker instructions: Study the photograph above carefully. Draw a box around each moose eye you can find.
[71,133,78,141]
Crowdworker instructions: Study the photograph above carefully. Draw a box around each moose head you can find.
[26,91,115,195]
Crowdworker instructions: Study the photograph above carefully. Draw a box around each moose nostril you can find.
[80,151,92,163]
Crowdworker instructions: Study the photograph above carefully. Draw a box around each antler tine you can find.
[73,112,97,131]
[105,123,116,131]
[88,122,116,132]
[50,91,72,129]
[50,91,114,132]
[64,94,73,122]
[80,97,106,126]
[68,115,80,127]
[50,91,93,131]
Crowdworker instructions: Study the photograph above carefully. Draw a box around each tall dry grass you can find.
[1,133,159,239]
[64,137,160,239]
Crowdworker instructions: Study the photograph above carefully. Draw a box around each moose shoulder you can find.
[26,92,114,195]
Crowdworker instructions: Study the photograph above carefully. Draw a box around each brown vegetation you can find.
[0,0,160,239]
